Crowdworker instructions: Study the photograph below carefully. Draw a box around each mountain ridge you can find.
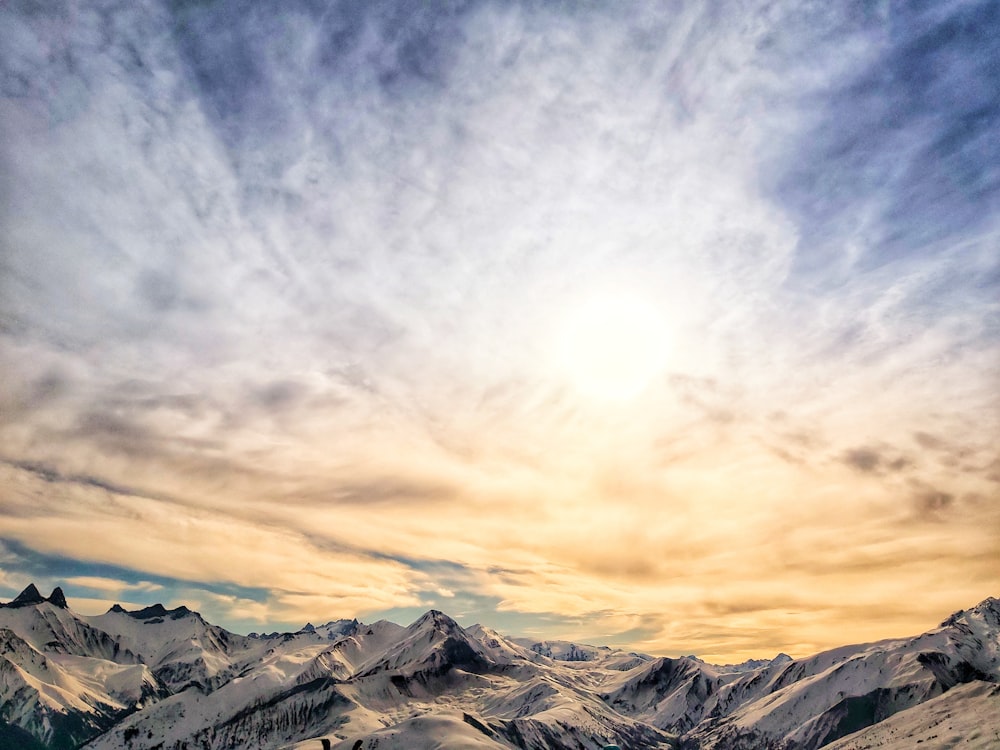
[1,583,69,610]
[0,584,997,750]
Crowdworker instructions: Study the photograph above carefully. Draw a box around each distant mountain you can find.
[0,584,997,749]
[686,652,793,674]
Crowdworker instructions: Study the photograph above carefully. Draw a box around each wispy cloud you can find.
[0,0,996,660]
[65,576,164,594]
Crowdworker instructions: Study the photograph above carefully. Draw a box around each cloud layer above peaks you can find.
[0,0,997,660]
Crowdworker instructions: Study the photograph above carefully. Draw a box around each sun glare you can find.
[555,292,669,400]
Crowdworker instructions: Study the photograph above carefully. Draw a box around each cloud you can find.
[0,462,429,619]
[249,380,308,411]
[842,447,882,474]
[64,576,163,594]
[186,590,274,625]
[913,488,954,517]
[0,0,996,660]
[770,0,1000,266]
[841,446,912,475]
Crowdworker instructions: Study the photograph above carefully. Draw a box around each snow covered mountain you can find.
[0,585,997,750]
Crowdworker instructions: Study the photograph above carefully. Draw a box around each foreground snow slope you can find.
[823,680,1000,750]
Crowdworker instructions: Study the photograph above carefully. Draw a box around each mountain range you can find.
[1,585,997,749]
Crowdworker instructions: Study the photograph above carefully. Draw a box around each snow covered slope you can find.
[1,584,997,750]
[326,711,514,750]
[0,588,163,748]
[86,603,269,691]
[683,596,1000,750]
[822,680,1000,750]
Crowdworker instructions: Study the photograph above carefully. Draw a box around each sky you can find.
[0,0,997,663]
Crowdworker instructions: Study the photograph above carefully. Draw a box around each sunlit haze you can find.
[554,290,669,400]
[0,0,997,663]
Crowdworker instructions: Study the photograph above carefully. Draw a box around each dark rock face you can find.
[47,588,68,609]
[915,651,991,689]
[123,604,195,621]
[462,712,495,738]
[127,604,169,620]
[440,636,492,675]
[1,585,69,610]
[3,585,45,608]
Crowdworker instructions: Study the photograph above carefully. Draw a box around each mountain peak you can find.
[977,596,1000,613]
[121,603,196,621]
[1,583,49,608]
[48,587,68,608]
[133,603,169,619]
[2,583,70,609]
[11,583,44,606]
[410,609,461,633]
[940,596,1000,628]
[970,596,1000,626]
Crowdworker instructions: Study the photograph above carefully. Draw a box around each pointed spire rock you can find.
[47,587,68,608]
[109,604,127,613]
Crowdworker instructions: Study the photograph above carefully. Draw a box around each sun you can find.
[554,291,669,401]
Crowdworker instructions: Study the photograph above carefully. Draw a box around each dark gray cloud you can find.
[985,457,1000,485]
[911,486,955,520]
[62,409,226,467]
[0,457,160,502]
[913,431,949,451]
[840,445,913,475]
[326,477,456,507]
[0,368,70,422]
[249,380,308,411]
[911,430,997,480]
[842,447,880,473]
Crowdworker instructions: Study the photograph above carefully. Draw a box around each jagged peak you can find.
[1,583,72,609]
[964,596,1000,626]
[975,596,1000,613]
[940,596,1000,628]
[316,619,360,638]
[108,604,127,613]
[323,617,360,628]
[121,603,198,621]
[48,587,68,609]
[18,583,42,599]
[10,583,44,606]
[132,603,168,618]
